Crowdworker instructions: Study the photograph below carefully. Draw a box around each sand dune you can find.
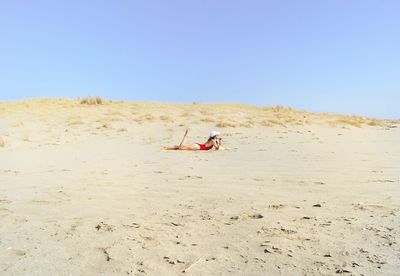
[0,98,399,275]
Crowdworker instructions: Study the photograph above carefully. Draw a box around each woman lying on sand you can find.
[163,130,223,151]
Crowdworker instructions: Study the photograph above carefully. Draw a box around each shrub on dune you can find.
[239,122,254,128]
[80,96,104,105]
[134,114,155,124]
[180,112,193,118]
[262,119,286,128]
[100,122,111,129]
[367,119,384,127]
[200,117,216,123]
[216,121,237,128]
[159,115,173,123]
[335,116,364,128]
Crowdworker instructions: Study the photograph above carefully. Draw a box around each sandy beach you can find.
[0,98,399,275]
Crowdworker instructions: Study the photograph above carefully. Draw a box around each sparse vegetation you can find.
[108,117,124,122]
[239,122,253,128]
[101,123,111,129]
[216,121,237,128]
[200,117,216,123]
[367,119,384,127]
[159,115,173,123]
[134,114,155,124]
[334,116,364,128]
[0,99,390,131]
[80,96,104,105]
[180,111,193,117]
[200,109,211,116]
[265,119,287,128]
[0,137,5,147]
[67,115,84,126]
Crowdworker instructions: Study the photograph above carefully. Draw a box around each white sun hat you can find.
[209,130,220,138]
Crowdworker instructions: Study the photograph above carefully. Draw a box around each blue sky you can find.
[0,1,399,118]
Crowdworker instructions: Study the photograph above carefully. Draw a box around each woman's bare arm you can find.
[212,139,220,150]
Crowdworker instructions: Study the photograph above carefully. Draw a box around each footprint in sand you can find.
[122,222,141,229]
[185,175,203,179]
[258,226,297,236]
[95,222,115,232]
[262,245,283,254]
[0,198,12,204]
[31,199,52,205]
[249,214,264,219]
[163,256,185,265]
[1,170,19,175]
[0,207,12,217]
[268,204,287,209]
[7,248,26,257]
[99,247,111,261]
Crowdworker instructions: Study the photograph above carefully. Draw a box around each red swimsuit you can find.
[197,143,213,150]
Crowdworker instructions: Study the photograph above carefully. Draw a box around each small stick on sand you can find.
[182,257,202,273]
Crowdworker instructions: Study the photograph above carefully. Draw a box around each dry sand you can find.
[0,98,399,275]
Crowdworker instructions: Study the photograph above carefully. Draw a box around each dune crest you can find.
[0,98,396,132]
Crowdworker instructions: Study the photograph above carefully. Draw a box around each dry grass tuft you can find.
[200,109,211,116]
[239,121,254,128]
[67,116,84,126]
[0,137,5,147]
[101,123,111,129]
[200,117,216,123]
[159,115,174,123]
[260,119,287,128]
[264,105,292,114]
[367,119,384,127]
[80,96,104,105]
[260,120,274,127]
[118,128,128,132]
[216,121,237,128]
[284,118,297,124]
[134,114,155,124]
[109,117,124,122]
[22,134,31,142]
[334,116,364,128]
[180,111,193,118]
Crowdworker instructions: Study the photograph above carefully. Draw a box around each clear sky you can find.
[0,1,399,118]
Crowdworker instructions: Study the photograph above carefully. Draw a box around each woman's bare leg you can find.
[179,129,189,148]
[163,144,200,151]
[163,145,180,150]
[163,130,199,151]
